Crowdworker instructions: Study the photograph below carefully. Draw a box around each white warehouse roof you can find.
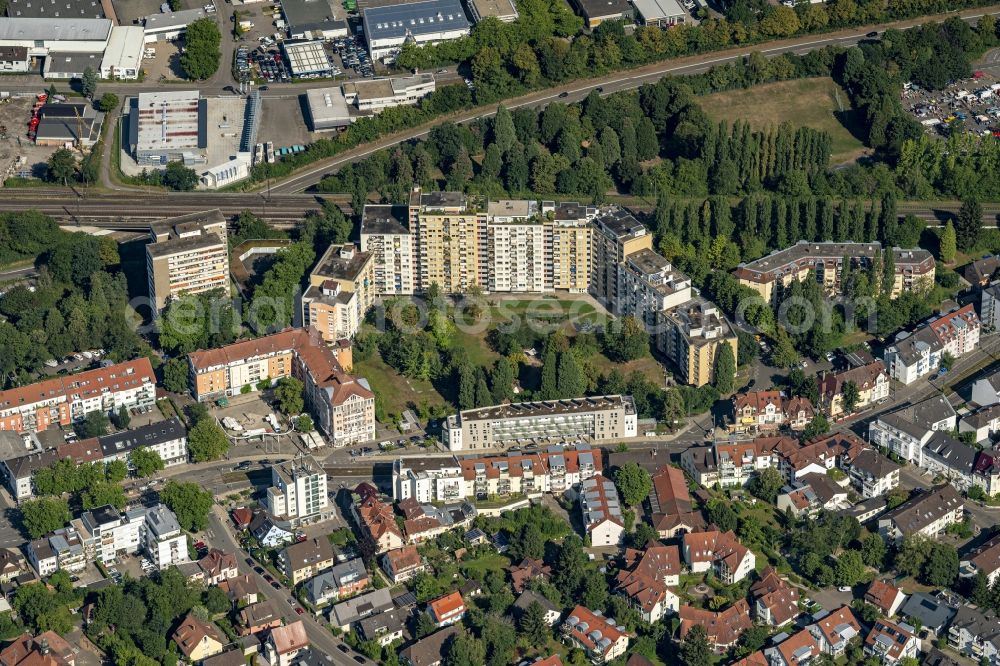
[363,0,469,41]
[0,17,112,41]
[631,0,685,19]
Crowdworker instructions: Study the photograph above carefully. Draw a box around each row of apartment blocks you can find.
[27,503,188,577]
[884,304,981,385]
[2,417,189,501]
[392,443,602,503]
[0,358,156,434]
[442,395,637,452]
[187,328,375,446]
[733,240,936,305]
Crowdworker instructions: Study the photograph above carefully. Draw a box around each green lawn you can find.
[460,552,511,577]
[353,353,449,417]
[700,77,867,165]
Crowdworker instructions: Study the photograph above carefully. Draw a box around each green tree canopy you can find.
[180,18,222,80]
[614,462,652,506]
[160,480,213,532]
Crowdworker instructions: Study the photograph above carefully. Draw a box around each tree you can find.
[924,542,959,587]
[82,482,126,510]
[113,405,131,430]
[885,487,910,510]
[203,586,229,614]
[131,447,165,478]
[680,625,714,666]
[841,380,860,415]
[295,414,314,432]
[614,462,652,506]
[162,357,190,394]
[713,342,736,394]
[834,550,865,587]
[707,500,737,533]
[187,419,229,462]
[444,631,486,666]
[20,497,71,539]
[939,221,957,263]
[80,66,98,99]
[180,18,222,80]
[735,625,772,658]
[105,459,128,483]
[748,467,784,504]
[860,532,887,569]
[490,357,516,404]
[539,349,558,400]
[77,410,110,438]
[802,414,830,441]
[518,601,550,646]
[98,92,119,112]
[274,376,305,415]
[160,480,213,532]
[970,569,990,607]
[602,316,649,362]
[556,351,585,397]
[956,198,983,251]
[161,161,199,191]
[46,149,76,185]
[895,534,932,579]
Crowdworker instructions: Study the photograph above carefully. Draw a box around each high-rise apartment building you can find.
[301,244,375,343]
[409,189,485,293]
[616,248,693,325]
[486,200,549,293]
[590,209,654,308]
[361,205,416,295]
[145,210,230,311]
[265,456,330,526]
[660,297,738,388]
[550,202,595,293]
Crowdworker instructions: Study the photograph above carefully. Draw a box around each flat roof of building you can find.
[312,244,371,282]
[0,16,111,40]
[631,0,684,19]
[7,0,106,19]
[361,204,409,235]
[572,0,630,19]
[459,395,636,422]
[305,86,352,127]
[467,0,516,19]
[279,0,344,32]
[45,50,101,73]
[363,0,469,41]
[142,7,206,30]
[283,39,334,73]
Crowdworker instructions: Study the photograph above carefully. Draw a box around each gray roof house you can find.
[329,588,393,630]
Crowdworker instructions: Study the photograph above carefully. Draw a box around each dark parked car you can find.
[558,92,568,98]
[271,581,281,589]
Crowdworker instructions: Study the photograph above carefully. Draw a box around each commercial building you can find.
[100,25,144,79]
[0,46,28,72]
[304,87,353,131]
[0,358,155,434]
[145,210,229,311]
[127,90,207,166]
[392,444,601,501]
[264,456,331,527]
[443,395,637,451]
[659,297,738,387]
[282,40,335,77]
[343,73,435,112]
[0,18,111,58]
[98,417,188,468]
[878,485,964,542]
[142,8,208,42]
[734,241,935,305]
[7,0,105,19]
[188,329,375,445]
[301,244,375,344]
[279,0,348,40]
[466,0,517,21]
[362,0,471,62]
[884,305,981,385]
[632,0,686,26]
[568,0,632,28]
[561,605,630,663]
[361,204,415,295]
[42,49,101,79]
[199,153,252,189]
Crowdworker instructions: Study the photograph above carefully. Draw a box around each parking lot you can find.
[902,70,1000,138]
[331,35,373,79]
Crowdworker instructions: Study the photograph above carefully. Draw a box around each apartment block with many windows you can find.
[659,297,738,388]
[360,204,415,295]
[265,456,331,527]
[409,189,485,293]
[589,209,653,309]
[145,210,230,311]
[301,244,376,343]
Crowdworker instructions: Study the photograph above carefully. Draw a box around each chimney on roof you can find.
[39,639,49,655]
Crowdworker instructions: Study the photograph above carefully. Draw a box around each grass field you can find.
[700,77,867,165]
[460,552,511,576]
[353,354,450,417]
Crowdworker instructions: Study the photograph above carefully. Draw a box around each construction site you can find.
[0,92,104,183]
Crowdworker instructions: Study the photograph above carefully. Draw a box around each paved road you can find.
[260,5,1000,194]
[206,505,373,666]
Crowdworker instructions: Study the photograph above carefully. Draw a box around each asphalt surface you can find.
[261,5,1000,194]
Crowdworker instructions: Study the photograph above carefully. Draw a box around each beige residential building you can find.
[486,200,548,293]
[550,203,594,293]
[616,248,692,325]
[444,395,637,451]
[409,188,485,293]
[733,241,935,306]
[590,209,653,308]
[301,244,375,344]
[145,210,229,310]
[360,204,415,295]
[187,328,374,445]
[660,297,738,387]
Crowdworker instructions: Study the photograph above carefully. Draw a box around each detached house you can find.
[381,546,426,584]
[428,591,465,627]
[809,606,861,657]
[172,614,225,663]
[614,545,681,623]
[197,549,238,585]
[265,621,310,666]
[679,600,753,652]
[560,605,630,664]
[353,490,405,554]
[750,568,799,627]
[864,619,919,665]
[816,361,889,417]
[765,629,820,666]
[280,537,334,585]
[682,530,755,585]
[961,532,1000,585]
[303,558,369,606]
[729,391,814,434]
[865,579,906,618]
